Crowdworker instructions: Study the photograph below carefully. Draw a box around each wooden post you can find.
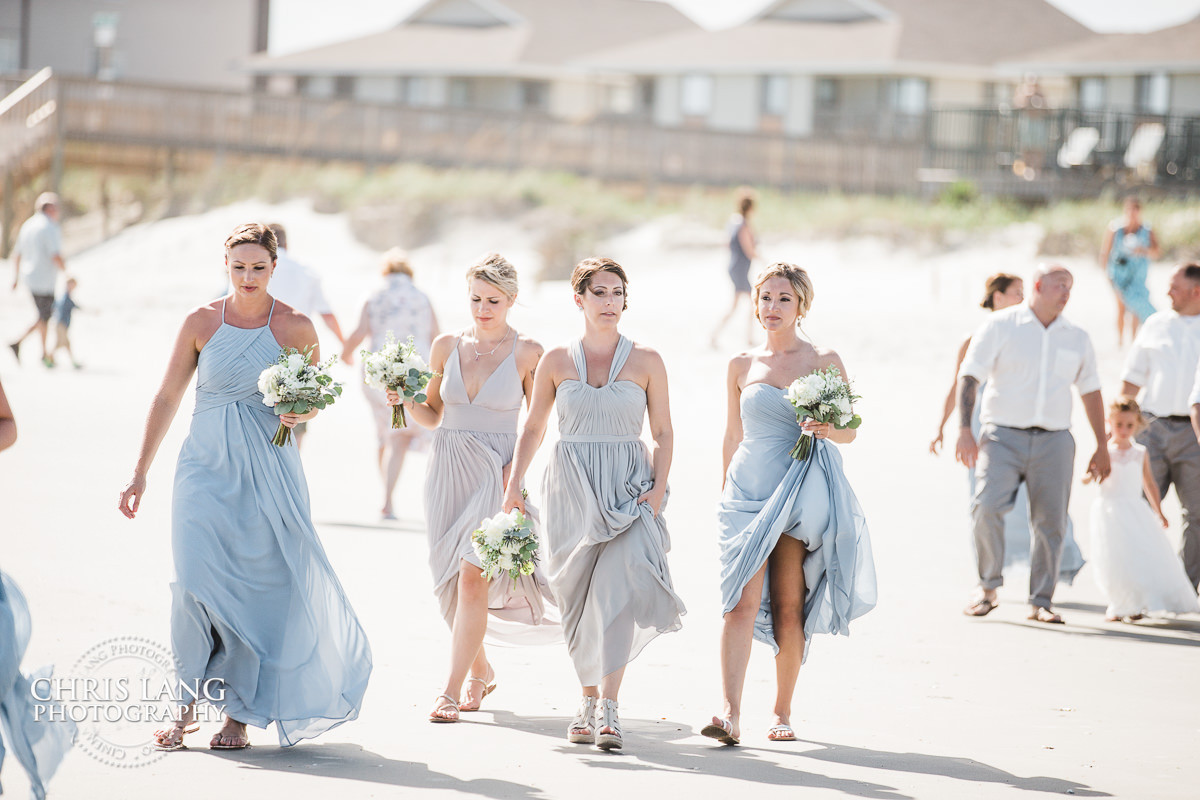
[50,79,64,193]
[2,169,14,259]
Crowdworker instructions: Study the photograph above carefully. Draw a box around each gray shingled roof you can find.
[1002,16,1200,74]
[577,0,1093,74]
[247,0,698,75]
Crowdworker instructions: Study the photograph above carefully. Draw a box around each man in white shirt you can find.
[8,193,66,368]
[956,265,1110,623]
[264,224,344,447]
[1121,263,1200,588]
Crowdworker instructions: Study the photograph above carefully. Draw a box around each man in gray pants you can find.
[956,265,1110,623]
[1122,263,1200,588]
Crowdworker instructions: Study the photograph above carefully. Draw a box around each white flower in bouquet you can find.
[471,504,539,582]
[257,346,343,447]
[784,365,862,461]
[360,332,435,428]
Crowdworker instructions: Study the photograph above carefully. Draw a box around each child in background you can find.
[1087,397,1199,622]
[52,277,81,369]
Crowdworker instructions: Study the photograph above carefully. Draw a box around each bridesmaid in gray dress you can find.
[702,262,876,747]
[391,254,558,724]
[502,258,685,752]
[118,223,372,750]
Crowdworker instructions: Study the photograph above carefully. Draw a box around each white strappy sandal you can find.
[429,693,460,723]
[567,696,598,743]
[596,698,623,751]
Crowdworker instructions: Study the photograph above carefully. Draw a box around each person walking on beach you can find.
[711,188,759,348]
[0,377,14,452]
[702,262,875,747]
[1100,197,1160,345]
[261,223,345,447]
[8,193,66,368]
[1086,397,1199,622]
[118,223,371,751]
[51,277,82,369]
[342,248,438,520]
[956,264,1110,624]
[1121,263,1200,588]
[388,253,558,724]
[931,273,1085,585]
[502,258,685,752]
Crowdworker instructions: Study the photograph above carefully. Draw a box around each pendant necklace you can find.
[471,327,511,361]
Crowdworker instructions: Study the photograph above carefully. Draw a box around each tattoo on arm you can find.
[958,376,978,427]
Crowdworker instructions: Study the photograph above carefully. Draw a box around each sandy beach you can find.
[1,200,1196,799]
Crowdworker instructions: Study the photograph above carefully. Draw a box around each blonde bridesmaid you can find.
[393,253,558,724]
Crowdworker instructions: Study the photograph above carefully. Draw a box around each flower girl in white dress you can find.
[1087,398,1200,622]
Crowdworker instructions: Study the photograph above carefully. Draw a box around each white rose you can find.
[497,554,515,572]
[834,396,851,415]
[286,353,306,372]
[501,540,520,556]
[839,413,854,427]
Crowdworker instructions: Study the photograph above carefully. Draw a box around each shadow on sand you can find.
[201,742,543,800]
[996,617,1200,647]
[486,711,1109,798]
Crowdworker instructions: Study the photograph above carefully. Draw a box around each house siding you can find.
[707,75,759,133]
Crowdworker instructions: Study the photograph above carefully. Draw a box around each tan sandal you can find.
[458,669,497,712]
[430,693,460,723]
[153,721,199,751]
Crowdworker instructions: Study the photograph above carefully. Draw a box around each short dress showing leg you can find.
[170,301,372,746]
[717,383,876,654]
[424,338,560,644]
[1089,443,1200,618]
[543,337,685,685]
[0,572,75,800]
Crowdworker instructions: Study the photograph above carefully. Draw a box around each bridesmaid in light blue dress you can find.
[702,262,875,747]
[503,258,684,752]
[0,571,75,800]
[118,223,371,751]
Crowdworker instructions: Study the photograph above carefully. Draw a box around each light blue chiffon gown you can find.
[170,299,372,745]
[0,572,75,800]
[717,383,876,653]
[542,337,685,685]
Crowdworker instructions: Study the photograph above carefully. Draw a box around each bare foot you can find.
[210,718,250,749]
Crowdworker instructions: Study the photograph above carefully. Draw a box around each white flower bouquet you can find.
[257,346,342,447]
[361,333,434,428]
[785,364,862,461]
[471,503,538,582]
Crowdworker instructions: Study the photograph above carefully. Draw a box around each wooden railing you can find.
[0,68,59,255]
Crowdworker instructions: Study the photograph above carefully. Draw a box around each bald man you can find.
[956,265,1109,623]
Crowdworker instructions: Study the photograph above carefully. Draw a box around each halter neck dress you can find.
[424,335,559,643]
[542,336,685,685]
[169,299,372,745]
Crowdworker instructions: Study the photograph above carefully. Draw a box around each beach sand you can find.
[1,200,1195,799]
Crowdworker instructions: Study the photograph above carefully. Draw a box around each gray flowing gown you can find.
[170,300,372,745]
[717,383,876,654]
[542,337,685,686]
[424,337,560,644]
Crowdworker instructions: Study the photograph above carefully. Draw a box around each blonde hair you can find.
[465,252,519,299]
[382,247,413,277]
[224,222,277,261]
[1108,396,1146,431]
[753,262,814,321]
[571,257,628,310]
